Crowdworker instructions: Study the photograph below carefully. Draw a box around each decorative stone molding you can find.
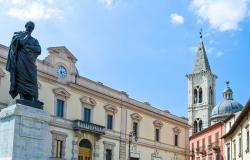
[0,68,5,77]
[130,144,140,159]
[80,96,97,106]
[103,141,116,148]
[51,130,68,159]
[103,141,116,160]
[47,46,78,63]
[53,87,71,99]
[151,149,161,160]
[173,127,181,135]
[130,113,142,122]
[153,120,163,128]
[38,81,42,89]
[104,104,118,114]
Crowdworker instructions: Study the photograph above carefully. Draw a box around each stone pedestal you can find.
[0,103,50,160]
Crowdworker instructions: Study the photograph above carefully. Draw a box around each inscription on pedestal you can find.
[20,116,44,139]
[0,104,50,160]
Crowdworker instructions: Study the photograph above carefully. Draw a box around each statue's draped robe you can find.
[6,31,41,99]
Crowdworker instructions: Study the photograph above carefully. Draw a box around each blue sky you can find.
[0,0,249,117]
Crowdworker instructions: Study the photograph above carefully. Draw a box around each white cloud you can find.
[0,0,64,20]
[11,0,27,5]
[191,0,250,31]
[170,13,184,25]
[98,0,121,9]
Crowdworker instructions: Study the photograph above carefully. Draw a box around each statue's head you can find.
[25,21,35,34]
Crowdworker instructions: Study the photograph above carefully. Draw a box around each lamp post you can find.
[128,131,138,160]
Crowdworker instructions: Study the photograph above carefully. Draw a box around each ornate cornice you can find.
[80,96,97,106]
[104,104,118,114]
[51,130,68,137]
[53,87,71,98]
[130,113,142,122]
[153,120,163,128]
[173,127,181,135]
[186,70,217,79]
[47,46,77,63]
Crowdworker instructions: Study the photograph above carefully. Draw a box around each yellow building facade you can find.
[0,44,189,160]
[222,100,250,160]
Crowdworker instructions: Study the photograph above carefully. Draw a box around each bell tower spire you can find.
[186,30,217,136]
[192,29,211,73]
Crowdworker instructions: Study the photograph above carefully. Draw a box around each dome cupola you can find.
[223,81,233,100]
[210,81,243,124]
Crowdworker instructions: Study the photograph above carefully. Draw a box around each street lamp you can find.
[128,131,138,160]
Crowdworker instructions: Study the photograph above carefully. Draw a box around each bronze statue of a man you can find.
[6,21,43,107]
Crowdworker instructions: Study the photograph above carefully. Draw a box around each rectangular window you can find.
[202,138,205,149]
[107,114,113,130]
[106,149,112,160]
[208,135,211,145]
[53,140,63,158]
[233,140,236,159]
[239,136,242,156]
[191,143,195,160]
[155,128,160,142]
[133,122,138,137]
[227,145,230,160]
[56,99,64,117]
[83,108,91,123]
[175,134,178,146]
[215,132,219,144]
[196,140,200,153]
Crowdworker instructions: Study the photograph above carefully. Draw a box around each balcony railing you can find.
[208,141,220,153]
[199,147,206,155]
[73,120,105,135]
[190,150,195,157]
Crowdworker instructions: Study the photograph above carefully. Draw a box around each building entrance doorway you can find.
[130,158,139,160]
[78,139,92,160]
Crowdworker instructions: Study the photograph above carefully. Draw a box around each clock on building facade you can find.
[56,65,67,79]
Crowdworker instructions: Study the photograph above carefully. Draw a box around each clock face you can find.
[56,65,67,79]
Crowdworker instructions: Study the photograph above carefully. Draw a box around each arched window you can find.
[199,88,203,103]
[79,139,92,160]
[209,87,213,105]
[79,139,92,148]
[199,120,203,131]
[193,121,198,134]
[194,89,198,104]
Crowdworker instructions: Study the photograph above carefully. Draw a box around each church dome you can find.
[210,82,243,122]
[223,87,232,93]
